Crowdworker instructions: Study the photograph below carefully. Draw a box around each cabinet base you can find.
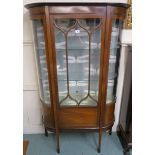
[44,123,113,153]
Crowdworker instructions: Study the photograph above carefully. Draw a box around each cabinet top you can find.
[25,2,129,9]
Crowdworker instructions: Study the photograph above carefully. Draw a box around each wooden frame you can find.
[25,3,128,153]
[124,0,132,29]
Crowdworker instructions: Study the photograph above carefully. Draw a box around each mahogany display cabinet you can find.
[25,3,128,153]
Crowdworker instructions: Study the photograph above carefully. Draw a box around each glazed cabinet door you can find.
[50,8,106,127]
[54,18,103,107]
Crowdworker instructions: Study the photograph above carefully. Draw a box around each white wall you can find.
[23,7,44,133]
[23,0,131,134]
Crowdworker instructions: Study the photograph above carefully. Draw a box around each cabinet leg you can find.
[57,147,60,154]
[123,147,130,155]
[45,128,48,137]
[109,128,112,135]
[97,128,102,153]
[56,131,60,153]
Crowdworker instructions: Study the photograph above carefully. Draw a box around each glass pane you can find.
[106,80,115,103]
[32,19,50,104]
[106,19,123,104]
[55,19,76,32]
[90,28,101,101]
[54,28,68,103]
[54,18,102,106]
[67,24,89,104]
[79,18,101,32]
[80,96,97,106]
[61,97,77,106]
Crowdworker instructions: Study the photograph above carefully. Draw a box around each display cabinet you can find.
[25,3,128,153]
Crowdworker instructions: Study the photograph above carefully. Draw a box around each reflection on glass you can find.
[54,18,102,106]
[79,19,101,32]
[61,97,77,106]
[107,80,115,103]
[33,20,50,104]
[54,27,68,103]
[55,19,76,32]
[106,19,123,104]
[68,25,89,103]
[90,28,101,101]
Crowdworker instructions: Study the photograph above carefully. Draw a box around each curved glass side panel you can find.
[32,19,50,104]
[54,18,102,106]
[106,19,123,104]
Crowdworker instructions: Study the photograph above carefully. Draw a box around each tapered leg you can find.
[97,128,102,153]
[45,128,48,137]
[56,130,60,153]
